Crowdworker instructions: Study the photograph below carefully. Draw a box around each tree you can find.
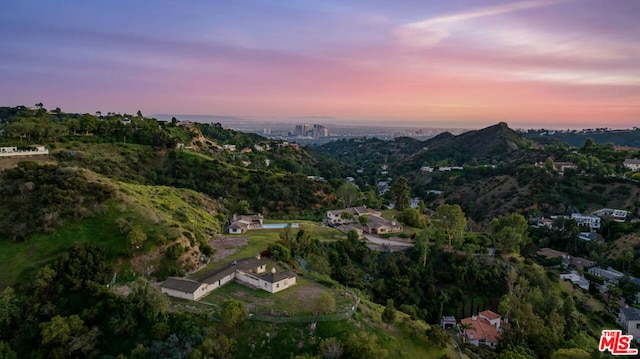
[0,287,20,337]
[291,229,317,258]
[418,199,426,214]
[491,213,529,255]
[128,278,170,321]
[363,190,381,209]
[340,211,354,221]
[55,243,113,291]
[623,249,634,275]
[550,348,591,359]
[391,177,410,210]
[358,214,368,226]
[279,223,294,242]
[319,337,344,359]
[413,227,434,267]
[336,182,362,208]
[345,332,389,359]
[127,226,147,252]
[582,137,596,150]
[269,243,291,262]
[220,299,248,329]
[195,334,236,359]
[0,341,17,359]
[382,299,396,327]
[235,200,250,214]
[397,208,426,228]
[438,291,449,319]
[544,157,555,171]
[40,314,90,358]
[496,346,535,359]
[315,292,336,315]
[435,204,467,251]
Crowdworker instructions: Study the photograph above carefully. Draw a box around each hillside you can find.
[523,128,640,148]
[0,162,225,288]
[312,122,531,176]
[2,106,640,359]
[395,122,531,171]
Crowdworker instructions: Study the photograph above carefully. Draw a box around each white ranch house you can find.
[624,159,640,172]
[160,256,296,301]
[0,145,49,157]
[227,214,264,234]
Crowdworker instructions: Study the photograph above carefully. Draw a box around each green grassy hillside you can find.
[0,164,224,289]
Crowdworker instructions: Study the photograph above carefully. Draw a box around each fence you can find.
[168,287,361,324]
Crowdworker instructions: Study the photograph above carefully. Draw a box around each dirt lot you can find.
[209,235,248,261]
[0,154,52,170]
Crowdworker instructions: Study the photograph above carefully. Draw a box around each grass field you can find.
[200,275,354,315]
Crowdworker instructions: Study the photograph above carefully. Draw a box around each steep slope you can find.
[0,162,224,288]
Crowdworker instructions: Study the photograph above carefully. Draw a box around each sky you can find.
[1,0,638,129]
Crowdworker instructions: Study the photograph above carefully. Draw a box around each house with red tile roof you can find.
[460,310,508,348]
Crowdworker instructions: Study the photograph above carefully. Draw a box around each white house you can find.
[624,159,640,172]
[619,307,640,343]
[0,145,49,157]
[160,256,297,301]
[259,268,297,293]
[160,277,208,301]
[227,214,264,234]
[592,208,630,223]
[571,213,601,230]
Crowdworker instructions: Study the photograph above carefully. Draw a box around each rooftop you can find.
[261,270,296,283]
[161,277,202,293]
[621,306,640,321]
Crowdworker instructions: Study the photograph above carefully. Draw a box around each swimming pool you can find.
[261,223,299,229]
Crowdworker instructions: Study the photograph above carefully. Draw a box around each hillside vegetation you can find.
[2,105,640,358]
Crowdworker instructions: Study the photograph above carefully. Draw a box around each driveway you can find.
[363,234,414,247]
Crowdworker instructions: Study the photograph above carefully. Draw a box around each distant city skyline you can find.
[1,1,638,129]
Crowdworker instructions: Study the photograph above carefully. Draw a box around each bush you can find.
[165,243,184,260]
[199,243,215,257]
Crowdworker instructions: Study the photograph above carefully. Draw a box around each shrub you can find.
[165,243,184,260]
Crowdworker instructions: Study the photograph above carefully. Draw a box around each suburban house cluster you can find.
[325,206,403,235]
[537,246,640,341]
[537,208,631,233]
[160,256,296,301]
[0,145,48,157]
